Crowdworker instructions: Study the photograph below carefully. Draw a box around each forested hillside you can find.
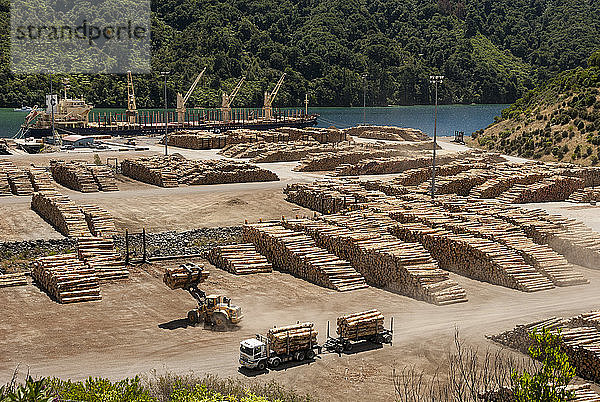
[469,52,600,165]
[0,0,599,108]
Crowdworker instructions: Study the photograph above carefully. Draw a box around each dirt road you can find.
[1,258,599,401]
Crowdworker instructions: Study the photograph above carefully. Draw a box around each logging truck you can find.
[239,323,321,370]
[323,310,393,353]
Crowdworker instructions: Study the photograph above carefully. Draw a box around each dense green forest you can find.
[469,51,600,164]
[0,0,599,108]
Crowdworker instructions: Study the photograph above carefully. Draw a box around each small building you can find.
[62,135,94,147]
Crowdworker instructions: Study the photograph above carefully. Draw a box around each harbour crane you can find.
[126,71,137,124]
[221,76,245,123]
[176,67,207,124]
[263,73,285,120]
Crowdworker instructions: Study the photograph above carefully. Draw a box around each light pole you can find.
[361,73,367,125]
[429,75,444,199]
[160,71,170,155]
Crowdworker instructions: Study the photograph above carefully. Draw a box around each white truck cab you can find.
[239,337,267,369]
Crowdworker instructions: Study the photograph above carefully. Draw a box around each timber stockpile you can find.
[79,204,118,238]
[0,160,34,195]
[267,322,318,354]
[488,311,600,385]
[220,140,357,163]
[284,182,365,214]
[28,166,56,192]
[165,131,227,150]
[337,310,384,339]
[344,125,429,142]
[207,244,272,275]
[243,222,368,292]
[282,218,467,305]
[568,187,600,203]
[388,195,587,287]
[497,175,584,204]
[87,164,118,191]
[163,263,209,290]
[294,143,435,172]
[31,192,91,238]
[32,254,101,303]
[275,127,348,143]
[0,272,27,288]
[121,155,278,187]
[76,237,128,281]
[50,160,98,192]
[0,169,10,195]
[416,167,491,196]
[433,197,600,270]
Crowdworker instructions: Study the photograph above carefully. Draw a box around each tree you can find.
[588,51,600,68]
[512,328,576,402]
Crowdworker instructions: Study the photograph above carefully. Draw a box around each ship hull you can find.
[26,115,319,139]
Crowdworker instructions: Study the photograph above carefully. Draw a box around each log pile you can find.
[344,125,429,141]
[337,310,385,339]
[568,188,600,203]
[497,176,584,204]
[0,170,10,195]
[166,131,228,149]
[50,160,100,192]
[284,182,363,214]
[470,169,550,199]
[31,192,91,237]
[243,222,368,291]
[283,217,467,305]
[225,129,291,145]
[275,127,348,143]
[207,243,272,274]
[122,155,278,187]
[32,254,101,303]
[0,161,34,195]
[121,156,179,187]
[489,312,600,384]
[79,204,118,238]
[417,168,491,196]
[76,237,128,280]
[267,322,318,354]
[87,165,118,191]
[163,263,209,290]
[28,166,55,192]
[0,272,27,287]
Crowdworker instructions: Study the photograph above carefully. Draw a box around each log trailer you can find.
[239,324,322,370]
[323,316,393,353]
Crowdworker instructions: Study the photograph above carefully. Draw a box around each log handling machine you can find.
[163,263,243,331]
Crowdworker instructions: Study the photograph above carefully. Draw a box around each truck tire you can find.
[187,310,198,325]
[306,349,315,359]
[335,344,344,353]
[270,357,281,368]
[295,351,305,361]
[344,342,353,351]
[257,361,266,371]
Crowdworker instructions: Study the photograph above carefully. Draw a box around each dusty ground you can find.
[1,259,600,401]
[1,138,600,400]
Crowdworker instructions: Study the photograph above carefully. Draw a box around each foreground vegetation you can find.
[0,373,312,402]
[1,0,600,107]
[470,52,600,165]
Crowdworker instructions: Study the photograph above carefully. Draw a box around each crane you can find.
[263,73,285,120]
[176,67,207,123]
[221,76,245,122]
[126,71,137,125]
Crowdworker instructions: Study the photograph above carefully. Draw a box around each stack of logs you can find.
[207,244,272,274]
[0,169,10,195]
[31,192,91,237]
[28,166,55,192]
[50,160,99,192]
[0,161,34,195]
[569,188,600,203]
[87,165,119,191]
[243,222,368,291]
[121,155,278,187]
[497,176,584,204]
[163,263,209,290]
[166,131,228,150]
[0,272,27,287]
[32,254,101,303]
[344,125,429,142]
[488,311,600,385]
[267,322,318,354]
[337,310,385,339]
[80,204,118,238]
[77,237,128,280]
